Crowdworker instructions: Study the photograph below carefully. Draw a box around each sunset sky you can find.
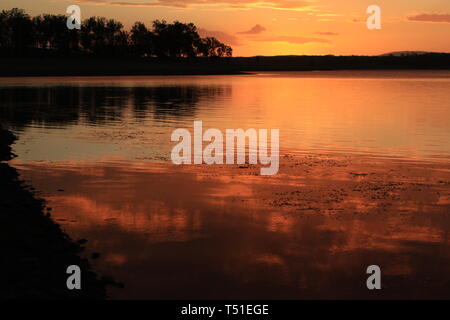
[3,0,450,56]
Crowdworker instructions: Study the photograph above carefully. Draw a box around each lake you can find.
[2,70,450,299]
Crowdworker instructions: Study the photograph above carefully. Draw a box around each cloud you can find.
[250,35,331,44]
[315,13,343,17]
[237,24,266,35]
[74,0,186,8]
[262,0,311,9]
[198,28,241,46]
[347,16,363,23]
[407,13,450,23]
[314,31,338,36]
[74,0,314,10]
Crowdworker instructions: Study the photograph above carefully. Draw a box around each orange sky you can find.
[2,0,450,56]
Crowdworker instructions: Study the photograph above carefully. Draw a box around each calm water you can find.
[2,70,450,162]
[2,71,450,299]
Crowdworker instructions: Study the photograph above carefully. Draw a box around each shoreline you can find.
[0,126,114,299]
[1,55,449,77]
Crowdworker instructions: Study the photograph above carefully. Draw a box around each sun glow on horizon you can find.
[1,0,449,56]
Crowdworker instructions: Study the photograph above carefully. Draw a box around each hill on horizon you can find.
[378,51,445,57]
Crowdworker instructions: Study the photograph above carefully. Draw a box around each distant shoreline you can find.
[1,54,449,77]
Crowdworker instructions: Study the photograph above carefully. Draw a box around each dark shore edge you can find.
[0,125,117,299]
[0,54,449,77]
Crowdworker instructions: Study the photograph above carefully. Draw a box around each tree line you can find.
[0,8,233,58]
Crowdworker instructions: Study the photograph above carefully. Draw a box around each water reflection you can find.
[1,72,450,162]
[13,157,450,299]
[0,84,231,129]
[2,72,450,299]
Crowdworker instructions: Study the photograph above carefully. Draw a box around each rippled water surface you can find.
[1,70,450,162]
[2,71,450,299]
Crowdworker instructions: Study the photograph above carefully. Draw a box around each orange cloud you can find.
[314,31,338,36]
[237,24,266,35]
[198,28,241,45]
[74,0,313,10]
[74,0,185,8]
[250,35,330,44]
[407,13,450,23]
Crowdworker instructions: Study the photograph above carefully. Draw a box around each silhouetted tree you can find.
[80,17,128,56]
[198,37,232,57]
[152,20,201,58]
[130,22,153,56]
[33,14,79,53]
[105,19,128,49]
[0,8,234,58]
[80,17,107,54]
[0,8,34,54]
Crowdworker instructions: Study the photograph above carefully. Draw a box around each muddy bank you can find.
[0,125,16,161]
[0,126,112,299]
